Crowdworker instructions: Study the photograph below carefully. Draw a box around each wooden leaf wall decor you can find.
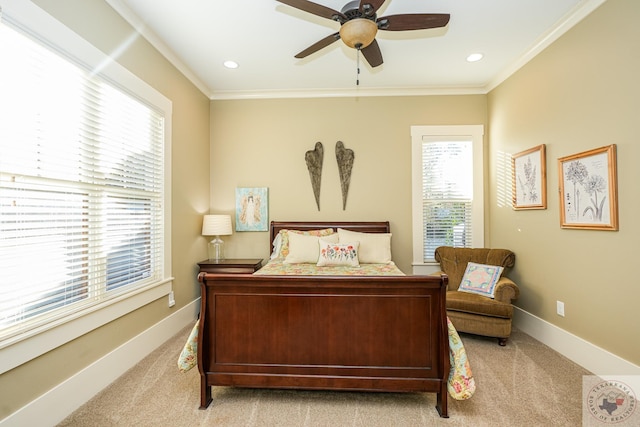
[335,141,354,210]
[305,142,324,211]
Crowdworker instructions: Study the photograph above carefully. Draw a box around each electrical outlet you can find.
[168,291,176,308]
[556,300,565,317]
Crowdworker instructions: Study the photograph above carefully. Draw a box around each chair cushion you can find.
[446,290,513,319]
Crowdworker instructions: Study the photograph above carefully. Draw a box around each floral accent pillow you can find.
[458,262,504,298]
[317,240,360,267]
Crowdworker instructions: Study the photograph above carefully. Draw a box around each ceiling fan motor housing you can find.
[341,1,377,19]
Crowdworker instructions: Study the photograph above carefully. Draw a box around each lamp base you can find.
[208,236,225,261]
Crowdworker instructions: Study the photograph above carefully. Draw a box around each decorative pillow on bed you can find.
[336,228,392,264]
[458,262,504,298]
[284,231,339,264]
[317,240,360,267]
[277,228,335,259]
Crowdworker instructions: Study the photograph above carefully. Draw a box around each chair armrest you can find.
[493,277,519,303]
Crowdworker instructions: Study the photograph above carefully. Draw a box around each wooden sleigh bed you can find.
[195,221,452,417]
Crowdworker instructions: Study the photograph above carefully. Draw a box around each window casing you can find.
[0,0,172,373]
[411,126,484,274]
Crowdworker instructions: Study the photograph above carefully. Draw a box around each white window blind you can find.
[411,125,484,270]
[0,13,166,341]
[421,139,473,259]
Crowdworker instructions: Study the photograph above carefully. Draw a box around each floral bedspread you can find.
[177,318,475,400]
[254,259,406,276]
[446,317,476,400]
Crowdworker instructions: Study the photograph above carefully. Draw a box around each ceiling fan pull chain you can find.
[356,46,361,86]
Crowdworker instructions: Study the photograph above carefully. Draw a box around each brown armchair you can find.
[433,246,519,346]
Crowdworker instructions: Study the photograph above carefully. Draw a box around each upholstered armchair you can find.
[433,246,519,346]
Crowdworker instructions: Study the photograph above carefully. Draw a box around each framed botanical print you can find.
[558,145,618,230]
[235,187,268,231]
[512,144,547,210]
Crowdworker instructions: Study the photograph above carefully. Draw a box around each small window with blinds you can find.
[421,139,473,258]
[0,9,169,342]
[411,126,484,268]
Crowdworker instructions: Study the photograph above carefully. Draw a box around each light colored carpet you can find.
[58,324,590,426]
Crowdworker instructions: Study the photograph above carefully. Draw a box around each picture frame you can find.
[512,144,547,210]
[558,144,618,230]
[235,187,268,232]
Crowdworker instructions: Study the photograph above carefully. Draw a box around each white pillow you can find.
[337,228,392,264]
[284,232,339,264]
[317,240,360,267]
[276,228,336,259]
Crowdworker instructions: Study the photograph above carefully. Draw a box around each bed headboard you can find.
[269,221,390,252]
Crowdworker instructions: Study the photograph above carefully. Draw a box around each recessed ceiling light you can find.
[466,53,484,63]
[223,60,239,69]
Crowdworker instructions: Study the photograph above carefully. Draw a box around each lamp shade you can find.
[202,214,232,236]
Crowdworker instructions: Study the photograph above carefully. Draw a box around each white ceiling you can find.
[106,0,605,100]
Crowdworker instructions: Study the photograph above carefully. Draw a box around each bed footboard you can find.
[197,273,450,417]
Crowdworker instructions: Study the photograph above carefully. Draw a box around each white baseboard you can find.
[513,306,640,376]
[0,299,200,427]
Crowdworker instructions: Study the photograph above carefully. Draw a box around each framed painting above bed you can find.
[235,187,268,231]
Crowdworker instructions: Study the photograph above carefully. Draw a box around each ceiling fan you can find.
[276,0,450,67]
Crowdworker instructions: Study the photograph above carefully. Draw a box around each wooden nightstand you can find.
[197,258,262,274]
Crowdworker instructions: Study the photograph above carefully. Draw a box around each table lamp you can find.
[202,214,232,261]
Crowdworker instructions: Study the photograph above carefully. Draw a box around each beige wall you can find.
[488,0,639,365]
[210,95,487,273]
[0,0,210,419]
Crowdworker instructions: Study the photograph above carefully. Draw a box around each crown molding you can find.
[104,0,211,96]
[485,0,608,92]
[209,84,488,100]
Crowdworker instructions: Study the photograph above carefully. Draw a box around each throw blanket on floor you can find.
[177,318,476,400]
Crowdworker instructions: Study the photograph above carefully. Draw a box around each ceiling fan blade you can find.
[276,0,346,21]
[377,13,450,31]
[358,0,386,16]
[295,32,341,58]
[360,39,383,67]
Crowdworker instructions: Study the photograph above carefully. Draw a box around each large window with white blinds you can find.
[411,126,484,273]
[0,1,172,355]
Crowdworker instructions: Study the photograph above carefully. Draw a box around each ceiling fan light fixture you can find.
[339,18,378,49]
